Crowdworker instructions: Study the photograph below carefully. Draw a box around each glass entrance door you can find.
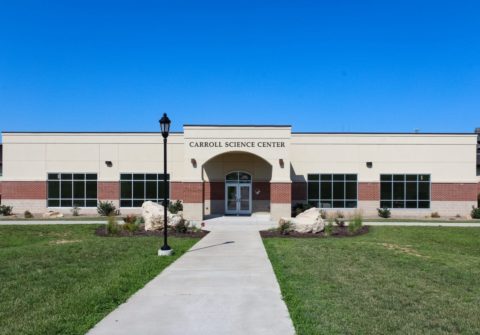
[225,183,251,215]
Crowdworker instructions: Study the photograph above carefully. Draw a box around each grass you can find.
[0,224,199,335]
[263,227,480,335]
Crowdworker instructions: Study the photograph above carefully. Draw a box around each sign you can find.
[188,140,286,148]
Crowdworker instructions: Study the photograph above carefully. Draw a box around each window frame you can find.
[379,174,431,209]
[307,173,358,209]
[47,173,98,208]
[120,173,170,208]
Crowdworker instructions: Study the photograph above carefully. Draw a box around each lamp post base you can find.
[158,248,173,256]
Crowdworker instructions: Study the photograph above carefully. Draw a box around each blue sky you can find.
[0,0,479,134]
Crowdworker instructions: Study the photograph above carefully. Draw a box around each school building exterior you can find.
[0,125,479,221]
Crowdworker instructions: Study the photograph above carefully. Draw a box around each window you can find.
[47,173,97,207]
[120,173,170,207]
[225,171,251,183]
[307,174,357,208]
[380,174,430,208]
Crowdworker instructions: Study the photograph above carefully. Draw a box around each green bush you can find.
[97,201,119,216]
[123,214,137,224]
[324,220,334,237]
[24,210,34,219]
[348,213,363,234]
[335,211,346,227]
[0,205,13,216]
[106,216,120,235]
[471,206,480,219]
[377,207,391,218]
[168,200,183,214]
[71,206,80,216]
[173,219,189,234]
[279,220,294,235]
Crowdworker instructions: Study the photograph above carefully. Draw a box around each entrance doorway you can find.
[225,171,252,215]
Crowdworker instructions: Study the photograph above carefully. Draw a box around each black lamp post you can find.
[159,113,172,256]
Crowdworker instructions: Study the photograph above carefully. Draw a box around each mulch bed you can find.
[260,225,369,238]
[95,225,209,238]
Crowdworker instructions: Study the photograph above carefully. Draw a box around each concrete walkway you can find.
[366,221,480,227]
[87,217,295,335]
[0,220,106,225]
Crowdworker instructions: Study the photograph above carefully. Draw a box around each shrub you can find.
[324,217,334,237]
[123,214,137,224]
[348,213,363,234]
[292,203,312,217]
[0,205,13,216]
[24,210,34,219]
[471,206,480,219]
[431,212,440,218]
[173,219,189,234]
[97,201,119,216]
[319,209,327,219]
[168,200,183,214]
[377,207,391,218]
[278,220,294,235]
[106,216,120,235]
[71,206,80,216]
[335,210,345,219]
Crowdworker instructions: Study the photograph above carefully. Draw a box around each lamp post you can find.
[158,113,173,256]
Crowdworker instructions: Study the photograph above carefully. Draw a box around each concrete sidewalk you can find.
[87,217,295,335]
[0,220,106,225]
[366,221,480,227]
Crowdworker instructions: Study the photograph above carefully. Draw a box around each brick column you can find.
[270,182,291,220]
[182,182,204,221]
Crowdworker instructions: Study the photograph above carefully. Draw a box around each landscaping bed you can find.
[94,225,208,238]
[260,225,369,238]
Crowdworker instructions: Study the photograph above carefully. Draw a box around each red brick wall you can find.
[431,183,478,201]
[358,182,380,201]
[2,181,46,199]
[291,182,307,201]
[98,182,119,200]
[271,183,291,203]
[182,182,203,203]
[204,182,224,201]
[170,182,184,200]
[253,181,270,201]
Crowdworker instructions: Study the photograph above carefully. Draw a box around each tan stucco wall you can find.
[290,133,478,183]
[1,133,185,181]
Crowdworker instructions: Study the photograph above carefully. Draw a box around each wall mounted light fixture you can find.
[366,161,373,168]
[105,161,113,167]
[279,158,284,168]
[191,158,197,168]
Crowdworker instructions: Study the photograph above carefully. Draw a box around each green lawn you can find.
[263,227,480,335]
[0,225,199,335]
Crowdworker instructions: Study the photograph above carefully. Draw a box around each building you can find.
[0,125,479,221]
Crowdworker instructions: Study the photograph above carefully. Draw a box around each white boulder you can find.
[280,207,325,233]
[141,201,185,231]
[42,211,64,219]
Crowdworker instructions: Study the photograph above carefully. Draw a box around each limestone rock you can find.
[42,211,64,219]
[279,207,325,233]
[141,201,186,231]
